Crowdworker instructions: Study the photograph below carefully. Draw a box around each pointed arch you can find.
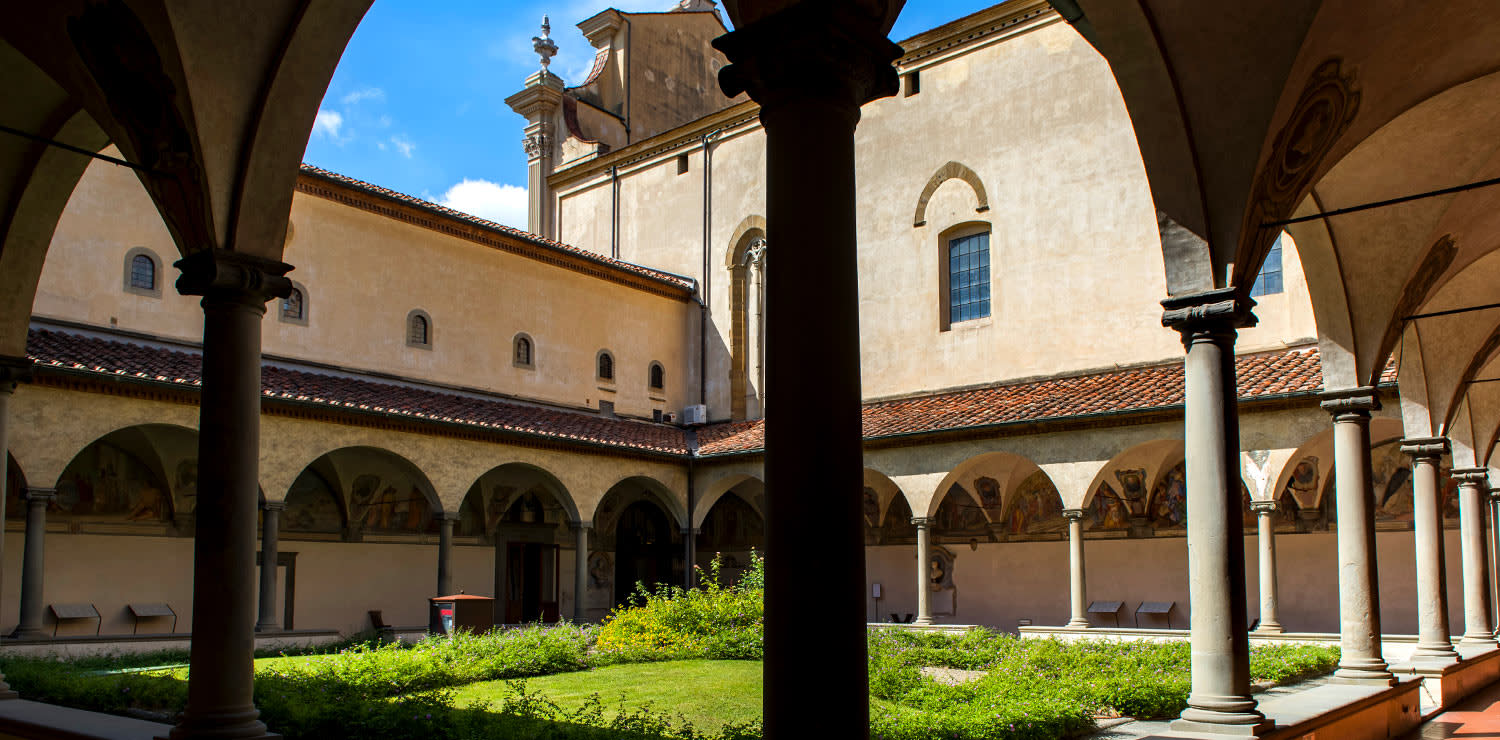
[912,161,990,227]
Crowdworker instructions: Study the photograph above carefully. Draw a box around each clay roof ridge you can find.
[296,164,695,291]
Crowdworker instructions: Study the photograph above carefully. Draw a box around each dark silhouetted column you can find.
[574,521,591,623]
[1250,500,1282,634]
[255,501,284,632]
[437,512,458,597]
[1405,437,1460,665]
[169,249,291,740]
[713,6,901,736]
[1321,388,1393,684]
[1452,468,1496,647]
[0,358,26,694]
[1162,289,1271,737]
[12,487,53,640]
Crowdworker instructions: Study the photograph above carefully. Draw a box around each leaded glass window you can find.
[948,232,990,323]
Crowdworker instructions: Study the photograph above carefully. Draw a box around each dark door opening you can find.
[498,541,559,624]
[613,501,675,605]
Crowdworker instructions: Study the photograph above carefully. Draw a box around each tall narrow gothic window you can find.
[948,232,990,323]
[281,288,304,320]
[407,311,431,347]
[130,254,156,290]
[1250,236,1284,297]
[649,362,665,390]
[598,351,614,381]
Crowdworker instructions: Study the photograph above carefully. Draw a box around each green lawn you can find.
[452,659,763,732]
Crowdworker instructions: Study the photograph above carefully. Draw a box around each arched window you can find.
[406,310,432,348]
[123,248,162,297]
[514,334,534,368]
[649,362,665,391]
[597,350,614,381]
[281,288,304,321]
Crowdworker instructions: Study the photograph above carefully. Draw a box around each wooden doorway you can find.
[495,524,560,624]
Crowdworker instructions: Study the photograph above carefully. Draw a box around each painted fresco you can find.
[1115,468,1149,516]
[1004,470,1065,536]
[284,474,344,533]
[974,476,1003,510]
[349,474,433,533]
[881,495,917,543]
[53,441,171,521]
[1149,463,1187,528]
[699,493,763,551]
[1284,456,1319,506]
[862,487,880,527]
[174,460,198,514]
[934,484,988,538]
[1087,482,1130,530]
[1276,487,1303,528]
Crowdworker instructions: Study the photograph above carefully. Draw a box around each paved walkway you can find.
[1399,677,1500,739]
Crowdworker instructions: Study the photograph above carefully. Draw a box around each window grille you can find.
[408,313,429,346]
[515,336,532,366]
[129,254,155,290]
[948,232,990,323]
[650,363,665,390]
[598,352,614,381]
[1250,237,1284,297]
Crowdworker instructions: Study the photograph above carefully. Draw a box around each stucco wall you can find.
[865,529,1467,636]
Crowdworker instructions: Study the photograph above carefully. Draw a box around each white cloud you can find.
[436,179,529,230]
[312,110,344,140]
[390,135,416,158]
[340,87,385,105]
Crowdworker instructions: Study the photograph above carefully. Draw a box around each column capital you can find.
[1061,508,1086,521]
[1489,487,1500,501]
[22,487,55,504]
[1160,288,1257,344]
[1249,500,1278,514]
[0,355,32,391]
[680,526,702,537]
[571,519,594,531]
[1319,386,1381,418]
[260,501,286,512]
[174,249,293,307]
[712,2,903,116]
[1450,467,1490,485]
[910,516,932,528]
[1401,436,1450,461]
[436,511,462,523]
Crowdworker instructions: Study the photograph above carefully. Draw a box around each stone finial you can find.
[532,16,558,73]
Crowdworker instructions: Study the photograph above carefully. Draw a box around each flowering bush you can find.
[594,551,765,662]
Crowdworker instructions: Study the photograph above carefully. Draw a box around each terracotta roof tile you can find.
[297,165,692,291]
[26,330,1377,459]
[26,329,689,456]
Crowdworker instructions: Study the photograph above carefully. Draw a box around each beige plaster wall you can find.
[34,157,694,421]
[865,529,1466,636]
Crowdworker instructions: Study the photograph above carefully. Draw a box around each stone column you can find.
[1404,437,1460,664]
[255,501,284,633]
[12,488,54,640]
[1321,387,1394,684]
[1161,289,1270,736]
[573,521,591,623]
[436,512,458,597]
[713,8,902,735]
[170,249,291,740]
[1250,500,1283,634]
[682,526,700,589]
[0,358,26,695]
[1451,468,1496,646]
[1063,509,1088,629]
[912,517,933,626]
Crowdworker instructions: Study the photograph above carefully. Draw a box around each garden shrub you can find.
[594,551,764,663]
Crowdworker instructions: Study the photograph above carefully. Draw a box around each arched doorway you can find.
[696,489,764,585]
[614,500,675,604]
[458,463,577,625]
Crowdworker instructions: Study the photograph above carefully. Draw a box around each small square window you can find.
[676,155,689,175]
[904,71,920,97]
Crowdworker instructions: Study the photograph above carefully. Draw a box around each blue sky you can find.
[302,0,1004,230]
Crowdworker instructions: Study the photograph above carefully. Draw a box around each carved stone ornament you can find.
[712,2,903,114]
[1400,436,1450,462]
[523,131,550,161]
[1160,287,1257,342]
[174,249,293,306]
[1318,386,1381,417]
[1248,500,1278,515]
[1449,468,1490,485]
[262,501,287,512]
[1061,508,1086,521]
[532,16,558,73]
[0,356,33,391]
[910,516,932,528]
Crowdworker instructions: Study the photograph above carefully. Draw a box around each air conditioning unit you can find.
[682,404,708,426]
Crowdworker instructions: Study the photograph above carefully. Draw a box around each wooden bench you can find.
[49,603,101,636]
[127,603,177,634]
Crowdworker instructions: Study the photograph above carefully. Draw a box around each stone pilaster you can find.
[255,501,285,633]
[1062,509,1088,629]
[1403,437,1460,665]
[712,6,902,733]
[12,488,55,640]
[0,357,27,696]
[168,249,291,740]
[912,517,933,626]
[505,71,564,239]
[1161,288,1271,736]
[1451,468,1496,646]
[1249,500,1283,634]
[1320,387,1394,684]
[573,521,592,623]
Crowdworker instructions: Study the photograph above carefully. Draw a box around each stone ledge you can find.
[1390,644,1500,715]
[0,699,170,740]
[0,629,340,658]
[1138,679,1422,740]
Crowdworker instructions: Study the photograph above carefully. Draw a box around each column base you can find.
[1331,668,1397,687]
[9,627,49,641]
[1169,717,1275,737]
[1064,618,1089,629]
[163,710,279,740]
[1460,634,1499,648]
[912,617,933,626]
[253,622,281,634]
[1251,622,1283,635]
[1410,644,1462,667]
